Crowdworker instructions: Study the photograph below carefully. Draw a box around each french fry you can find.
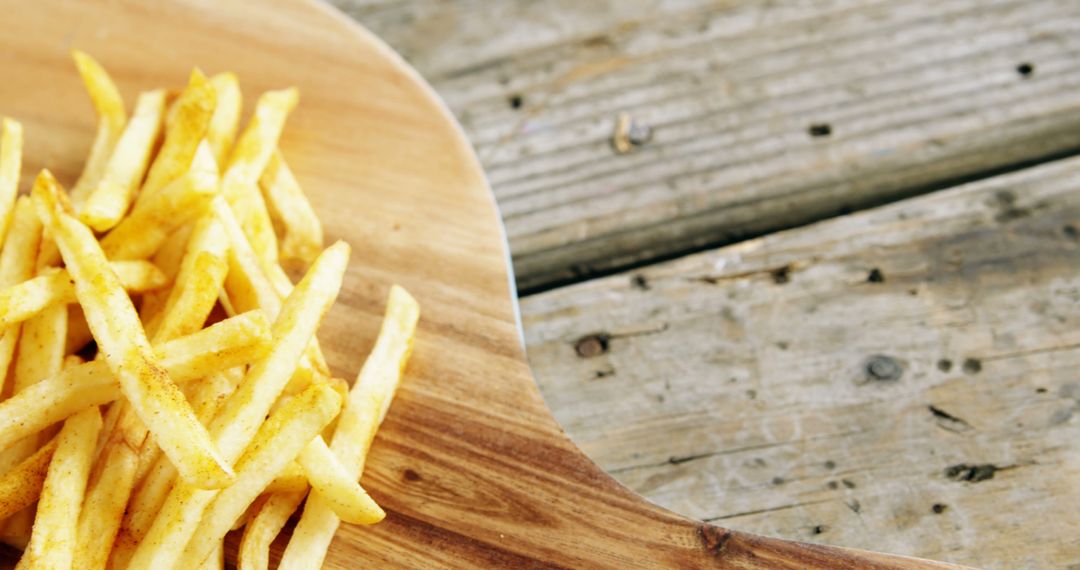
[144,214,228,340]
[0,198,43,398]
[0,260,167,329]
[80,89,167,232]
[222,88,298,266]
[0,118,23,248]
[99,141,218,261]
[280,285,419,569]
[297,435,384,525]
[207,72,242,167]
[260,150,323,268]
[0,437,57,521]
[19,407,101,570]
[68,50,126,207]
[238,489,306,570]
[263,461,307,495]
[138,70,216,200]
[32,169,233,489]
[180,383,342,568]
[199,541,225,570]
[127,242,349,570]
[138,222,195,324]
[0,311,270,453]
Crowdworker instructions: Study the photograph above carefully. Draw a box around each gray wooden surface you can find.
[335,1,1080,567]
[342,0,1080,291]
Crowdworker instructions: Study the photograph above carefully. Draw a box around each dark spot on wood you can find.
[808,123,832,137]
[962,358,982,374]
[865,355,903,382]
[827,481,839,490]
[908,288,918,296]
[1016,62,1034,77]
[993,190,1031,222]
[753,457,767,467]
[824,460,836,469]
[771,476,785,486]
[630,274,650,290]
[403,468,422,482]
[1063,224,1079,241]
[771,265,791,284]
[668,452,710,466]
[592,368,615,379]
[776,341,789,350]
[945,463,999,483]
[931,503,948,514]
[1036,387,1048,394]
[745,389,757,400]
[937,359,953,372]
[698,524,731,556]
[929,405,973,432]
[841,479,856,489]
[867,268,885,283]
[627,122,653,147]
[811,524,827,535]
[508,94,523,109]
[574,333,610,358]
[847,499,861,513]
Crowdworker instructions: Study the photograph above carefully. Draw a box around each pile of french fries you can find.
[0,51,419,569]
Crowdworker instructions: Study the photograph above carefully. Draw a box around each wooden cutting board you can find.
[0,1,967,567]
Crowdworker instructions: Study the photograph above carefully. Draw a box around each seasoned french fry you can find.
[127,242,349,570]
[0,198,43,398]
[80,89,167,232]
[19,407,101,569]
[207,72,242,167]
[263,461,307,495]
[138,222,195,323]
[100,142,218,261]
[297,436,384,525]
[0,311,270,453]
[0,437,57,521]
[180,383,342,568]
[33,170,233,489]
[0,260,167,329]
[260,150,323,268]
[222,88,298,266]
[199,541,225,570]
[69,50,126,207]
[238,489,306,570]
[145,214,228,340]
[0,118,23,248]
[280,285,419,569]
[138,70,216,200]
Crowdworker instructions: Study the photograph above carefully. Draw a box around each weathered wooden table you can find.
[332,2,1080,567]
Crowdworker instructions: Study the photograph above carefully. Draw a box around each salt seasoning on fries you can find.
[0,50,419,568]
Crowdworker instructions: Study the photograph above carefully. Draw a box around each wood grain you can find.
[340,0,1080,290]
[0,0,963,567]
[522,155,1080,568]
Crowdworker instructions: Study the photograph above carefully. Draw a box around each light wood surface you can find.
[339,0,1080,291]
[0,0,969,567]
[523,155,1080,568]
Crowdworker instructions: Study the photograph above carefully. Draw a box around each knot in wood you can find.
[865,355,902,382]
[574,333,610,358]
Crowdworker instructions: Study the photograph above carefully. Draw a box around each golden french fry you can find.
[222,88,298,266]
[0,198,43,398]
[238,489,307,570]
[280,285,419,569]
[138,70,216,200]
[0,260,167,329]
[207,72,242,167]
[80,89,167,232]
[213,196,280,318]
[0,311,270,453]
[145,214,228,341]
[32,170,233,489]
[297,435,384,524]
[199,541,225,570]
[260,150,323,268]
[0,437,57,521]
[100,142,218,261]
[69,50,126,207]
[263,461,307,495]
[128,242,349,570]
[180,383,342,568]
[138,222,195,322]
[20,407,101,569]
[0,118,23,248]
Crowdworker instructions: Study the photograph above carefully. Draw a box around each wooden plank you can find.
[340,0,1080,290]
[521,155,1080,568]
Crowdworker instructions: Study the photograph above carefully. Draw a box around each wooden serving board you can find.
[0,1,967,567]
